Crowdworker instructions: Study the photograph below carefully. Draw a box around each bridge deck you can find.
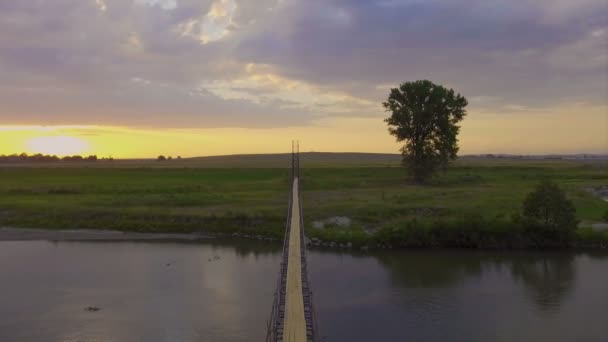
[282,177,307,341]
[266,146,317,342]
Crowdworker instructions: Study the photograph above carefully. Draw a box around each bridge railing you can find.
[265,146,296,342]
[297,175,320,342]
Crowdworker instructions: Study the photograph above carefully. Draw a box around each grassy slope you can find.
[0,154,606,245]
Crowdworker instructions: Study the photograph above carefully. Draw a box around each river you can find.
[0,240,606,341]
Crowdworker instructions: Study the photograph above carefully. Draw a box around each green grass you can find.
[0,156,607,247]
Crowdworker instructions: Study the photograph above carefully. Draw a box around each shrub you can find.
[522,180,578,240]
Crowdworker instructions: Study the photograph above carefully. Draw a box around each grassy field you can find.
[1,153,607,247]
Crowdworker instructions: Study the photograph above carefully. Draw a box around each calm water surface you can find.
[0,240,607,342]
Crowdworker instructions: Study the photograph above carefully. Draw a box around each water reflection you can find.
[2,241,607,342]
[375,251,486,288]
[206,238,282,259]
[376,251,577,312]
[0,240,282,342]
[312,249,608,342]
[510,253,575,312]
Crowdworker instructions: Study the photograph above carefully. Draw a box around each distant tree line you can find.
[157,155,181,161]
[0,153,113,163]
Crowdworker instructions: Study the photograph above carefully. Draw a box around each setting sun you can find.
[25,135,90,156]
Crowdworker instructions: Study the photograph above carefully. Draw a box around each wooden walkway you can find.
[266,145,318,342]
[283,178,307,341]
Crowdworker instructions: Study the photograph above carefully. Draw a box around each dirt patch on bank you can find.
[586,186,608,202]
[0,227,213,242]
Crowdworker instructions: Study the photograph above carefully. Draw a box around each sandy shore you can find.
[0,227,214,242]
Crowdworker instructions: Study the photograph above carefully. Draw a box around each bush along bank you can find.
[305,217,608,250]
[305,180,608,250]
[2,209,606,249]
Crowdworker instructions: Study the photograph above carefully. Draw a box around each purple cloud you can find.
[0,0,606,127]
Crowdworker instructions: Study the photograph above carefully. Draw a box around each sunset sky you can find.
[1,0,606,157]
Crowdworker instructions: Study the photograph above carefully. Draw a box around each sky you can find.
[0,0,606,157]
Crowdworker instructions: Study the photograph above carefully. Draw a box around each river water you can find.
[0,240,606,342]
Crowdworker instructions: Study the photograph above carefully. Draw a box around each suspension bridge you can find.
[266,142,319,342]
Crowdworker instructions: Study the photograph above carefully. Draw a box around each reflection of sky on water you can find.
[0,242,606,342]
[0,241,281,342]
[309,249,608,342]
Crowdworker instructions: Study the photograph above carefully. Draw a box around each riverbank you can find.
[0,227,218,242]
[1,157,606,249]
[0,227,282,244]
[2,225,606,250]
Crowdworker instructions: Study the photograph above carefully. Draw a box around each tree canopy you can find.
[523,180,578,236]
[384,80,467,182]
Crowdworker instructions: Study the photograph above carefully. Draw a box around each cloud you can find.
[95,0,107,12]
[547,28,608,70]
[199,63,378,116]
[0,0,605,128]
[175,0,238,44]
[135,0,178,11]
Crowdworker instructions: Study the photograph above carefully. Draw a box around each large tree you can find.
[384,80,468,183]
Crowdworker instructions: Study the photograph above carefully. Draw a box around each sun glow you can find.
[25,135,91,156]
